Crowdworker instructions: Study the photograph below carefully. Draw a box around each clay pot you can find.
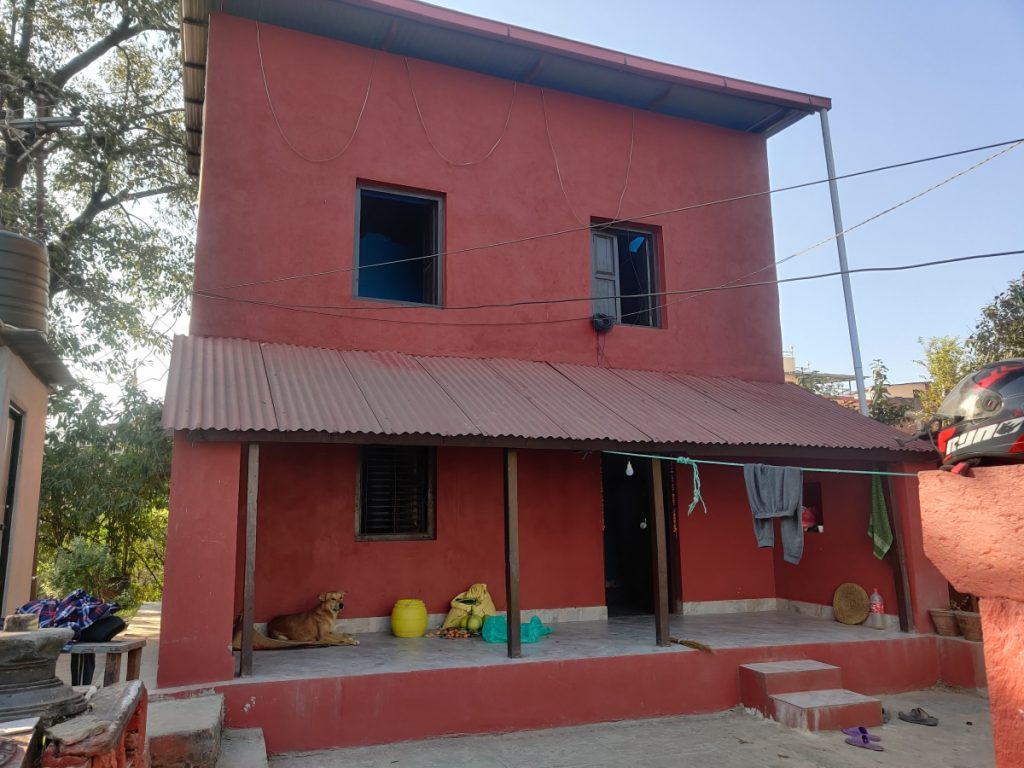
[929,608,961,637]
[955,610,983,642]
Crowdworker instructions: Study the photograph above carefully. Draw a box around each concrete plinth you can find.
[0,628,87,725]
[919,465,1024,768]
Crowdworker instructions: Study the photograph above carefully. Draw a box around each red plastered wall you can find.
[676,463,777,602]
[249,444,603,620]
[773,471,898,611]
[191,13,783,381]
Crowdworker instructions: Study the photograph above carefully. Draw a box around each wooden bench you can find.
[66,638,146,686]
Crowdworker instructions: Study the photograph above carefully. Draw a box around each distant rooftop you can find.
[180,0,831,175]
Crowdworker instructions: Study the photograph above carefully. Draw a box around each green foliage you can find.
[795,369,849,397]
[917,336,973,421]
[1,0,195,378]
[867,359,910,427]
[37,387,170,611]
[969,271,1024,364]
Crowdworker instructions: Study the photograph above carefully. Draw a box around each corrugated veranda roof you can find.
[163,335,931,456]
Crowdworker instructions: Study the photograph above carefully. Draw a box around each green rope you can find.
[605,450,921,478]
[684,460,707,516]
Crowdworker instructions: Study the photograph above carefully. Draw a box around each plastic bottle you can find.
[868,588,885,629]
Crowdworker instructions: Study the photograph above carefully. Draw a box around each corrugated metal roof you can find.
[179,0,830,176]
[164,335,931,455]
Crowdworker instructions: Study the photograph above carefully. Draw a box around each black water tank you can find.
[0,230,50,333]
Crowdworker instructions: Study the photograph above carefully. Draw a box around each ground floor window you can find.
[357,445,436,540]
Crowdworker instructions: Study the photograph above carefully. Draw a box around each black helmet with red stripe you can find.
[935,359,1024,467]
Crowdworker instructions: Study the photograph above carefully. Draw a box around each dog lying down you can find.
[233,592,359,650]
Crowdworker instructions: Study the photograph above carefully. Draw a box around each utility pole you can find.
[819,108,868,416]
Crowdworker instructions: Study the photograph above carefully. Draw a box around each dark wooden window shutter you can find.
[359,446,435,537]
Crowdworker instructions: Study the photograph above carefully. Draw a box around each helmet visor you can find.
[936,360,1024,422]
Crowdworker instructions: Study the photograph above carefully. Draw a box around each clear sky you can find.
[418,0,1024,383]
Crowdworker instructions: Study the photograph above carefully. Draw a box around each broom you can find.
[670,636,715,653]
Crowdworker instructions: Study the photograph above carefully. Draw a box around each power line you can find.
[192,248,1024,327]
[204,136,1024,292]
[194,139,1021,317]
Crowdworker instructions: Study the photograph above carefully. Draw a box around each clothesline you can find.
[603,450,921,478]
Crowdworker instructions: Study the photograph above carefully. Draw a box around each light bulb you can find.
[639,519,647,530]
[625,460,634,477]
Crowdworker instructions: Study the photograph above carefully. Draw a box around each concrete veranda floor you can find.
[269,687,993,768]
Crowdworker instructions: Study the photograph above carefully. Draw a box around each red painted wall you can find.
[190,14,783,381]
[676,463,776,602]
[159,436,242,687]
[675,462,906,615]
[250,444,603,621]
[773,472,898,613]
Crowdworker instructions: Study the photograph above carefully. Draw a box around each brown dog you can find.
[266,592,357,645]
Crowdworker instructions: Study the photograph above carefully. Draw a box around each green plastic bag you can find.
[481,615,553,644]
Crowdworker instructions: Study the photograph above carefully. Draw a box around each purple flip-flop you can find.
[841,726,880,741]
[846,734,884,751]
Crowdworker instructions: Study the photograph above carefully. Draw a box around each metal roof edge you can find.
[0,326,76,389]
[179,0,831,175]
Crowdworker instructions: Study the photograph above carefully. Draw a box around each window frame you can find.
[353,183,445,307]
[355,445,437,542]
[590,222,664,329]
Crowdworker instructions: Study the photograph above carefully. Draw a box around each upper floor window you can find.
[591,226,661,328]
[356,186,442,305]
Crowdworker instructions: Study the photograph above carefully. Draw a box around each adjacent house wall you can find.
[0,347,50,617]
[190,13,783,381]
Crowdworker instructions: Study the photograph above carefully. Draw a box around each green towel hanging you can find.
[869,475,893,559]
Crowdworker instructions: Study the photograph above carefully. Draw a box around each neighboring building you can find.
[0,232,74,616]
[159,1,959,752]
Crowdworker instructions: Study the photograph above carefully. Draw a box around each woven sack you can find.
[833,582,870,625]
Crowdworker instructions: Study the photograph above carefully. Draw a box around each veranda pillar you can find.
[158,435,242,686]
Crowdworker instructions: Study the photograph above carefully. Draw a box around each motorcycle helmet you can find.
[934,358,1024,467]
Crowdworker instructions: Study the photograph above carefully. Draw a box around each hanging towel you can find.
[744,463,804,565]
[869,475,893,559]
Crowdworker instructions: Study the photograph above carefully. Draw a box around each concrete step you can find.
[770,688,883,732]
[148,694,224,768]
[217,728,268,768]
[739,660,843,716]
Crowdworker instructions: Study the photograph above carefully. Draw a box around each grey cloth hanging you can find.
[744,463,804,565]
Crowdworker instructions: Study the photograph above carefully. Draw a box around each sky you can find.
[134,1,1024,396]
[413,0,1024,383]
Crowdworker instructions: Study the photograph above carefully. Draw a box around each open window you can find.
[357,445,436,540]
[356,186,442,305]
[591,226,661,328]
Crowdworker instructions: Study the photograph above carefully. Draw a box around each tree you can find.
[969,271,1024,364]
[917,336,972,421]
[37,386,170,611]
[867,359,910,427]
[1,0,195,377]
[795,369,850,398]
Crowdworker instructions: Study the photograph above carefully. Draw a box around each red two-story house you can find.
[159,0,974,753]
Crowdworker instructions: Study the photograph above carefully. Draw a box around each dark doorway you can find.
[601,454,676,616]
[0,406,24,609]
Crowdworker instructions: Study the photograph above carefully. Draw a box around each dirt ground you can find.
[270,687,993,768]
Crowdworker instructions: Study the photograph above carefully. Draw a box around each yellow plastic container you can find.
[391,599,428,638]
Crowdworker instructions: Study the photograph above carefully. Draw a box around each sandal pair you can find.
[843,726,883,751]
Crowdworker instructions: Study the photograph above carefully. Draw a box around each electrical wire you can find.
[256,19,376,163]
[194,138,1021,316]
[541,88,636,226]
[203,136,1024,292]
[406,57,518,167]
[192,248,1024,327]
